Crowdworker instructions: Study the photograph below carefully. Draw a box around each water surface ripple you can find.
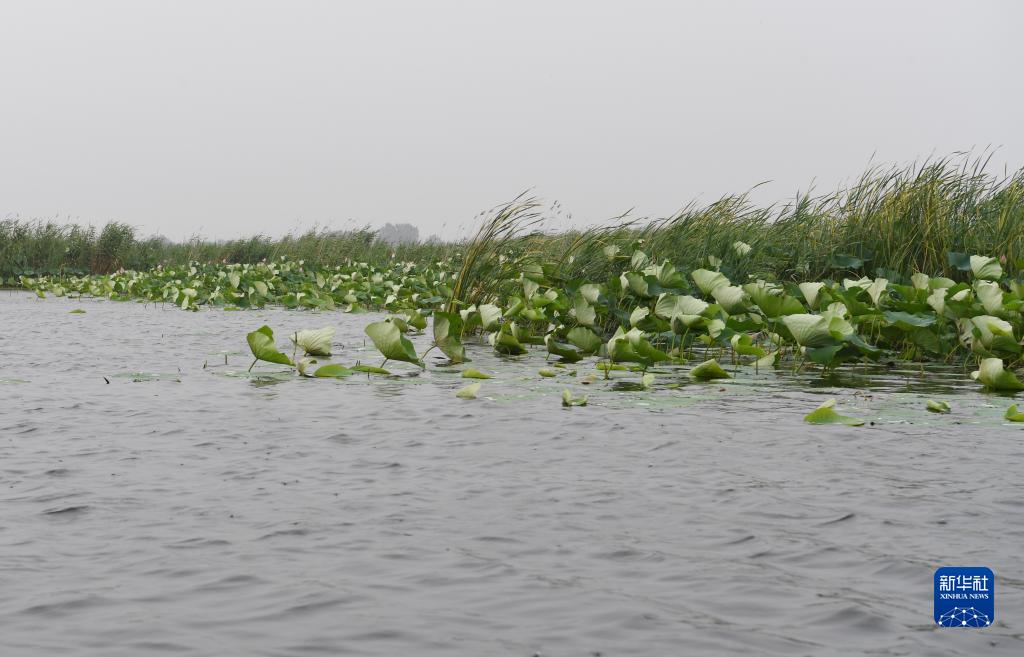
[1,292,1021,656]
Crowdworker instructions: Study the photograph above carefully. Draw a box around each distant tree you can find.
[377,222,419,245]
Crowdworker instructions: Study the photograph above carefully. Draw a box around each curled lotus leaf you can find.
[365,319,422,367]
[689,359,730,381]
[291,326,336,356]
[247,325,294,367]
[691,269,731,296]
[456,382,481,399]
[971,358,1024,391]
[804,398,865,426]
[970,255,1002,281]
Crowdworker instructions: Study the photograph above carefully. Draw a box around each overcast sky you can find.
[1,0,1021,240]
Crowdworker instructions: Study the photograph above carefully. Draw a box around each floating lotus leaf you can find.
[545,335,583,363]
[491,325,527,355]
[69,308,86,314]
[365,319,422,366]
[1006,405,1024,422]
[561,389,588,407]
[926,399,951,413]
[246,325,294,367]
[353,364,391,375]
[804,399,864,426]
[461,368,491,379]
[690,359,730,381]
[640,372,655,389]
[314,364,353,378]
[456,382,481,399]
[971,358,1024,391]
[970,255,1002,281]
[290,326,336,356]
[539,367,558,377]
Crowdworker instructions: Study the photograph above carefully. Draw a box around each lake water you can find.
[1,291,1021,656]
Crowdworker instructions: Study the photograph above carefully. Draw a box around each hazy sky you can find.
[2,0,1021,240]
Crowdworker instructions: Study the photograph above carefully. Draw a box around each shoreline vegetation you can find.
[5,155,1024,407]
[2,156,1023,282]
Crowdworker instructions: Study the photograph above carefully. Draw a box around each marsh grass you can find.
[3,155,1022,282]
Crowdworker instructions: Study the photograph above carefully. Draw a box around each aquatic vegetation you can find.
[291,327,336,356]
[971,358,1024,391]
[804,399,865,426]
[365,318,423,368]
[69,308,86,314]
[1006,405,1024,422]
[461,368,491,379]
[246,326,294,370]
[561,389,588,407]
[926,400,951,413]
[456,383,481,399]
[690,359,730,381]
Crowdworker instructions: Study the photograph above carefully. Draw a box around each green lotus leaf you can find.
[960,315,1015,351]
[579,283,601,304]
[433,311,467,363]
[629,306,650,327]
[970,255,1002,281]
[926,288,947,315]
[690,358,730,381]
[804,398,865,426]
[691,269,730,296]
[640,372,655,389]
[730,333,766,357]
[566,326,602,354]
[733,241,752,257]
[479,303,503,331]
[573,297,597,327]
[798,282,825,310]
[456,382,481,399]
[971,358,1024,391]
[539,367,558,377]
[491,325,527,355]
[545,334,583,363]
[711,285,748,314]
[406,311,428,331]
[926,399,951,413]
[655,294,709,321]
[290,326,336,356]
[602,244,620,260]
[782,314,834,348]
[843,276,872,290]
[561,389,588,407]
[297,357,317,376]
[366,319,422,366]
[69,308,86,314]
[974,281,1005,315]
[911,272,930,290]
[866,278,888,307]
[630,250,650,270]
[1005,405,1024,422]
[754,350,780,369]
[247,325,294,367]
[883,311,936,331]
[461,368,491,379]
[314,363,353,378]
[621,271,651,297]
[352,364,391,375]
